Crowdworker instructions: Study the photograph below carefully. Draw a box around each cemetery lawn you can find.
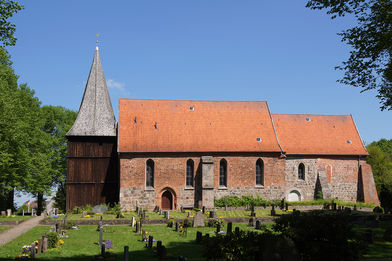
[0,216,33,222]
[0,223,261,260]
[355,222,392,259]
[0,225,50,259]
[0,226,13,233]
[47,209,284,221]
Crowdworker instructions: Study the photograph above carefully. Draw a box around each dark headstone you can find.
[205,233,210,240]
[175,222,180,232]
[135,221,140,233]
[124,246,129,261]
[249,217,255,227]
[235,227,240,234]
[92,205,108,214]
[227,222,232,234]
[202,206,206,214]
[101,243,105,256]
[196,231,202,243]
[142,229,146,241]
[255,220,261,229]
[209,210,217,218]
[193,211,205,227]
[158,245,167,260]
[285,203,289,211]
[354,205,357,211]
[271,205,276,216]
[216,224,221,233]
[280,198,285,210]
[157,240,162,249]
[148,235,153,248]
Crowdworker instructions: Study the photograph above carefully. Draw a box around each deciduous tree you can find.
[306,0,392,110]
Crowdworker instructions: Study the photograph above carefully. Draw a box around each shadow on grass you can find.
[0,240,205,261]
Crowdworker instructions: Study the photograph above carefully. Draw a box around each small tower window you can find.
[256,159,264,186]
[219,159,227,187]
[146,159,154,187]
[186,159,194,187]
[298,163,305,180]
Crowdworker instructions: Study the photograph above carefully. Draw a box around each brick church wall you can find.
[119,154,373,210]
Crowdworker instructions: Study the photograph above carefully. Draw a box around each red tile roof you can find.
[118,99,282,152]
[272,114,368,155]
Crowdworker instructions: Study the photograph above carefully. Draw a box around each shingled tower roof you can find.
[67,47,116,136]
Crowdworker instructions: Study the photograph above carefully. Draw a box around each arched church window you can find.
[186,159,194,187]
[298,163,305,180]
[146,159,154,187]
[256,159,264,186]
[219,159,227,187]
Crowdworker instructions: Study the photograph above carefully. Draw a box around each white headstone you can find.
[131,217,135,227]
[6,209,11,216]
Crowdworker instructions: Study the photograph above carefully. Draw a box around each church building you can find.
[66,47,379,211]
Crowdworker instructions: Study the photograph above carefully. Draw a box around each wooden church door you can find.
[161,190,173,210]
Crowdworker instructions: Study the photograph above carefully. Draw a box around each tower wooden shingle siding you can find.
[66,47,119,211]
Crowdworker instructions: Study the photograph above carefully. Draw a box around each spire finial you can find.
[96,32,100,50]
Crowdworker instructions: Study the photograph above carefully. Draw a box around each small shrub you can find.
[207,218,225,228]
[167,220,174,227]
[63,220,76,229]
[373,206,384,214]
[46,232,60,249]
[72,206,82,214]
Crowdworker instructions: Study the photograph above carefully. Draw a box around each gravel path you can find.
[0,215,45,246]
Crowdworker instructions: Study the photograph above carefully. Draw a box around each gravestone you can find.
[235,227,240,234]
[148,235,153,248]
[136,206,139,214]
[196,231,202,243]
[124,246,129,261]
[166,211,170,220]
[193,211,205,227]
[92,205,108,214]
[216,224,221,233]
[31,209,34,216]
[31,243,36,258]
[55,223,61,233]
[1,211,5,216]
[202,206,206,214]
[158,245,167,260]
[209,210,217,218]
[205,233,209,241]
[43,237,48,252]
[187,212,191,218]
[6,209,11,216]
[271,205,276,216]
[280,198,285,210]
[159,210,162,215]
[81,211,87,218]
[101,243,105,256]
[37,239,42,254]
[248,217,255,227]
[54,208,58,215]
[224,198,228,211]
[227,222,232,234]
[142,229,147,241]
[285,203,289,211]
[175,222,180,232]
[255,220,261,229]
[354,205,357,211]
[136,221,140,233]
[99,224,103,247]
[131,216,135,227]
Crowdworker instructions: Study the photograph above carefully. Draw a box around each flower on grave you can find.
[58,240,64,245]
[185,210,190,213]
[218,216,223,219]
[190,216,194,218]
[145,231,148,234]
[104,240,113,249]
[288,209,293,212]
[95,213,103,215]
[84,215,91,218]
[34,240,38,244]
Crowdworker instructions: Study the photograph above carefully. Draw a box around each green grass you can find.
[0,226,13,233]
[0,225,50,260]
[46,209,284,222]
[0,215,34,222]
[0,223,261,260]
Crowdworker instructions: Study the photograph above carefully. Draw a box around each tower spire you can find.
[67,47,116,136]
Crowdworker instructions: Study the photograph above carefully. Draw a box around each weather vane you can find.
[96,32,100,47]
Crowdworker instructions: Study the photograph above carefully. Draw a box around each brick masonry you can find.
[119,153,379,210]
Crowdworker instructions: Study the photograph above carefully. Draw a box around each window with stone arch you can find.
[219,159,227,187]
[146,159,154,187]
[256,159,264,186]
[298,163,305,180]
[186,159,194,187]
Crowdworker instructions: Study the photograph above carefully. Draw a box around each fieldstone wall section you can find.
[119,154,378,210]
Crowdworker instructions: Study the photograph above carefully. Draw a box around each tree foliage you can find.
[0,0,23,47]
[306,0,392,110]
[366,139,392,212]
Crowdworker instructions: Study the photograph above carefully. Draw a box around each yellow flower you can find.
[185,210,190,213]
[58,240,64,245]
[95,213,103,215]
[84,215,91,218]
[288,209,293,212]
[34,240,38,244]
[190,216,194,218]
[218,216,223,219]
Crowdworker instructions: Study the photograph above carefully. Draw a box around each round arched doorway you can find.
[287,190,301,202]
[161,190,173,210]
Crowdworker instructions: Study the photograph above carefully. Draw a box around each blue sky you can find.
[7,1,391,204]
